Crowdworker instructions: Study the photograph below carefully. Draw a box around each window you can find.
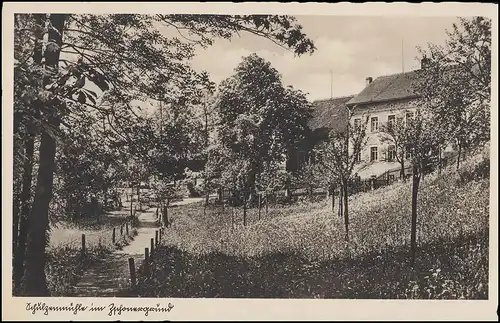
[314,149,324,163]
[387,145,396,162]
[370,146,378,162]
[405,145,412,160]
[406,111,414,124]
[297,151,307,167]
[370,117,379,132]
[355,151,362,163]
[387,115,395,131]
[353,118,361,129]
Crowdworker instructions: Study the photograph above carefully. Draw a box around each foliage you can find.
[416,17,491,162]
[215,54,313,196]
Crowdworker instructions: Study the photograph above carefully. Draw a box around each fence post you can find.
[155,230,159,247]
[150,238,154,255]
[81,234,86,255]
[144,247,150,276]
[243,192,247,227]
[112,228,116,243]
[128,258,136,286]
[221,189,225,210]
[265,191,268,216]
[258,192,261,221]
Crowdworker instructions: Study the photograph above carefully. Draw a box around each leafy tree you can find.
[215,54,313,203]
[317,111,369,242]
[416,17,491,169]
[400,109,443,265]
[379,113,411,181]
[13,13,315,295]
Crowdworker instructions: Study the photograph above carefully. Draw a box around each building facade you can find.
[300,58,453,179]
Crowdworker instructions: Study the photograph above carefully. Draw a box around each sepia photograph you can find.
[2,2,498,321]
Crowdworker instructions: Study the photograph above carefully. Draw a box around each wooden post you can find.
[258,192,261,221]
[150,238,154,255]
[144,247,150,276]
[130,187,134,217]
[265,191,268,216]
[81,234,86,255]
[126,222,129,235]
[243,192,247,227]
[164,202,169,227]
[155,230,159,247]
[120,224,123,236]
[128,258,136,286]
[231,206,235,229]
[112,228,116,243]
[221,189,225,210]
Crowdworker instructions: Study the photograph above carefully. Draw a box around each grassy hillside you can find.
[134,150,490,299]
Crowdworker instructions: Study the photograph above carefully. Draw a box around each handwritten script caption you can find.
[26,302,174,317]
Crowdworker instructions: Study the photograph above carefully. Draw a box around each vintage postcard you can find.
[2,2,498,321]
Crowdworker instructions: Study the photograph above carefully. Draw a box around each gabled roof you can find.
[309,95,355,133]
[346,70,421,106]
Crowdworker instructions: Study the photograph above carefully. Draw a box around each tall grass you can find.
[136,150,489,299]
[38,207,140,296]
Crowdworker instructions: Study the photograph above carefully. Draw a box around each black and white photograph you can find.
[2,2,498,321]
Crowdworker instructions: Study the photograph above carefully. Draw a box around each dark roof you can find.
[346,70,421,106]
[309,95,355,133]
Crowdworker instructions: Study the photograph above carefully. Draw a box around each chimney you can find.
[421,56,431,69]
[365,77,373,86]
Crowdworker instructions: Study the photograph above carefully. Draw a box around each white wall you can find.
[350,98,418,164]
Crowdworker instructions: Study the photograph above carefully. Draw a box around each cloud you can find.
[189,16,459,102]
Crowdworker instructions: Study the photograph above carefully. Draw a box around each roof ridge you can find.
[313,94,356,102]
[374,69,419,80]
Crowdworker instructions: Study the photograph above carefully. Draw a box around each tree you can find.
[318,110,369,242]
[416,17,491,170]
[13,13,315,295]
[401,108,443,265]
[215,54,313,203]
[380,113,410,181]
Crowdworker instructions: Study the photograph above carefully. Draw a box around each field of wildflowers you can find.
[134,149,490,299]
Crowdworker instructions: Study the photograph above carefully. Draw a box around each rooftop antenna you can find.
[401,39,404,73]
[330,69,333,99]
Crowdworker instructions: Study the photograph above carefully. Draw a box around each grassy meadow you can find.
[134,150,490,299]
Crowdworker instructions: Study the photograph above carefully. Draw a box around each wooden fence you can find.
[128,205,170,286]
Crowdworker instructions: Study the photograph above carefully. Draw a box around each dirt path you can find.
[69,207,159,297]
[69,197,208,297]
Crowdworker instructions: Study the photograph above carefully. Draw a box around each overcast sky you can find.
[189,16,461,102]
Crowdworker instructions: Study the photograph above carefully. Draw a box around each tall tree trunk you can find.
[400,159,406,182]
[130,186,134,217]
[437,146,442,175]
[343,181,349,243]
[14,133,35,290]
[410,164,421,265]
[331,185,335,214]
[23,13,66,296]
[23,121,59,295]
[14,13,45,293]
[338,184,343,218]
